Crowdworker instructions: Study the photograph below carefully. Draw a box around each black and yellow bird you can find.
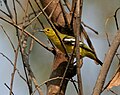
[41,28,103,66]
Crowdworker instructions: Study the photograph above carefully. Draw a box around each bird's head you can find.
[40,28,56,37]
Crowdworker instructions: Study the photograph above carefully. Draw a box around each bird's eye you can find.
[47,29,49,31]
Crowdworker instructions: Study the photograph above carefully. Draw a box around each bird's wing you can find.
[63,36,75,45]
[79,42,95,54]
[63,36,95,53]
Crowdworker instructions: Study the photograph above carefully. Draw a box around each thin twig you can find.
[28,0,44,29]
[3,0,12,18]
[81,21,99,35]
[59,0,69,27]
[4,83,14,95]
[9,43,20,95]
[102,62,120,91]
[9,0,19,94]
[69,0,77,31]
[21,1,34,94]
[0,25,15,51]
[24,0,55,29]
[109,89,118,95]
[104,15,114,46]
[49,0,59,19]
[0,9,11,18]
[0,52,26,82]
[0,16,53,52]
[63,0,71,11]
[16,0,25,12]
[114,7,120,30]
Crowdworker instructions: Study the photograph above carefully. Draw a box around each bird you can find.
[40,28,103,66]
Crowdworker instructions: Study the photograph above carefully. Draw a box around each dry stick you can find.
[0,9,27,90]
[4,83,14,95]
[59,0,69,27]
[81,22,99,35]
[109,90,118,95]
[24,0,55,29]
[8,0,19,95]
[69,0,77,30]
[28,27,35,54]
[49,0,59,19]
[75,0,83,95]
[16,0,25,12]
[29,0,56,50]
[104,15,114,47]
[0,17,52,94]
[19,0,56,26]
[0,25,15,51]
[114,7,120,30]
[21,1,34,94]
[23,57,44,95]
[0,17,53,52]
[102,62,120,92]
[63,0,71,11]
[28,0,44,29]
[71,0,76,12]
[0,52,26,82]
[92,30,120,95]
[3,0,13,19]
[102,9,120,94]
[1,1,48,95]
[0,9,11,18]
[10,44,20,95]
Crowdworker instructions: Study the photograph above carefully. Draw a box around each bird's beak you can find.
[39,29,45,32]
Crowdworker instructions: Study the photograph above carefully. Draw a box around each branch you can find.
[63,0,71,11]
[114,7,120,30]
[92,30,120,95]
[40,0,70,27]
[75,0,83,95]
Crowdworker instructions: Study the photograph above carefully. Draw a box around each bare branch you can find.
[4,83,14,95]
[92,30,120,95]
[75,0,83,95]
[0,16,53,52]
[114,7,120,30]
[0,52,26,82]
[81,22,99,35]
[9,43,20,95]
[3,0,13,19]
[63,0,71,11]
[28,0,44,29]
[59,0,69,27]
[0,25,15,51]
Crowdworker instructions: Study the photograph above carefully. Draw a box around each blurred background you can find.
[0,0,120,95]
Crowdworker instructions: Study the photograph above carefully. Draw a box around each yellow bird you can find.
[40,28,103,66]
